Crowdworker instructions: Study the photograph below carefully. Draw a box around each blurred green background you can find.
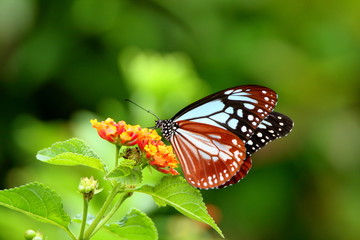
[1,0,360,239]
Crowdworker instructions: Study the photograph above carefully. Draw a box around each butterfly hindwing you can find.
[217,155,252,189]
[171,120,246,189]
[246,112,294,155]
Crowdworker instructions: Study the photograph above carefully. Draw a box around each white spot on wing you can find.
[213,140,233,153]
[219,151,232,161]
[225,107,234,114]
[233,89,243,93]
[228,118,239,129]
[262,120,272,126]
[244,103,255,110]
[199,150,211,160]
[233,162,239,168]
[241,126,247,132]
[209,134,222,139]
[228,94,258,103]
[219,173,224,181]
[234,150,242,161]
[208,176,213,185]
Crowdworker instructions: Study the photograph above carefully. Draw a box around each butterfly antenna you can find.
[125,99,160,120]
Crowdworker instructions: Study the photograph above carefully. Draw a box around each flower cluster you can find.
[91,118,179,175]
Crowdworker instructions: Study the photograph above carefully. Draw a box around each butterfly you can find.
[155,85,293,189]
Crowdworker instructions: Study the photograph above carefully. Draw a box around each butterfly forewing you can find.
[171,120,246,189]
[173,85,278,142]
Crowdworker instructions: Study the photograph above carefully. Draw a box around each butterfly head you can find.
[155,119,178,141]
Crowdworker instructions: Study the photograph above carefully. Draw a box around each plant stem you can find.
[78,198,89,240]
[115,145,120,167]
[82,185,120,240]
[89,192,132,238]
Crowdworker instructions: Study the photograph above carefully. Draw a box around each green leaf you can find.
[0,182,71,231]
[104,208,158,240]
[106,160,143,188]
[36,138,106,172]
[106,159,136,178]
[136,176,223,238]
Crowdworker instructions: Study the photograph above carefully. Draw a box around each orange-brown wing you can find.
[170,120,247,189]
[217,156,252,188]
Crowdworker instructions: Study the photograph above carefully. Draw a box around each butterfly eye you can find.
[157,85,293,189]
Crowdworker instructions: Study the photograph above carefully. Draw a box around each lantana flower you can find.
[91,118,179,175]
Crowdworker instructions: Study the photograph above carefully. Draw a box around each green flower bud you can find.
[24,229,36,240]
[78,176,102,200]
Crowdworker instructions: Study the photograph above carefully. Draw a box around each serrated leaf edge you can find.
[104,208,158,240]
[135,177,223,237]
[0,182,71,231]
[36,138,106,172]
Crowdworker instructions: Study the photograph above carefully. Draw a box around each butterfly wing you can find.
[170,120,247,189]
[218,111,294,188]
[173,85,278,142]
[217,156,253,189]
[246,112,294,155]
[158,85,291,189]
